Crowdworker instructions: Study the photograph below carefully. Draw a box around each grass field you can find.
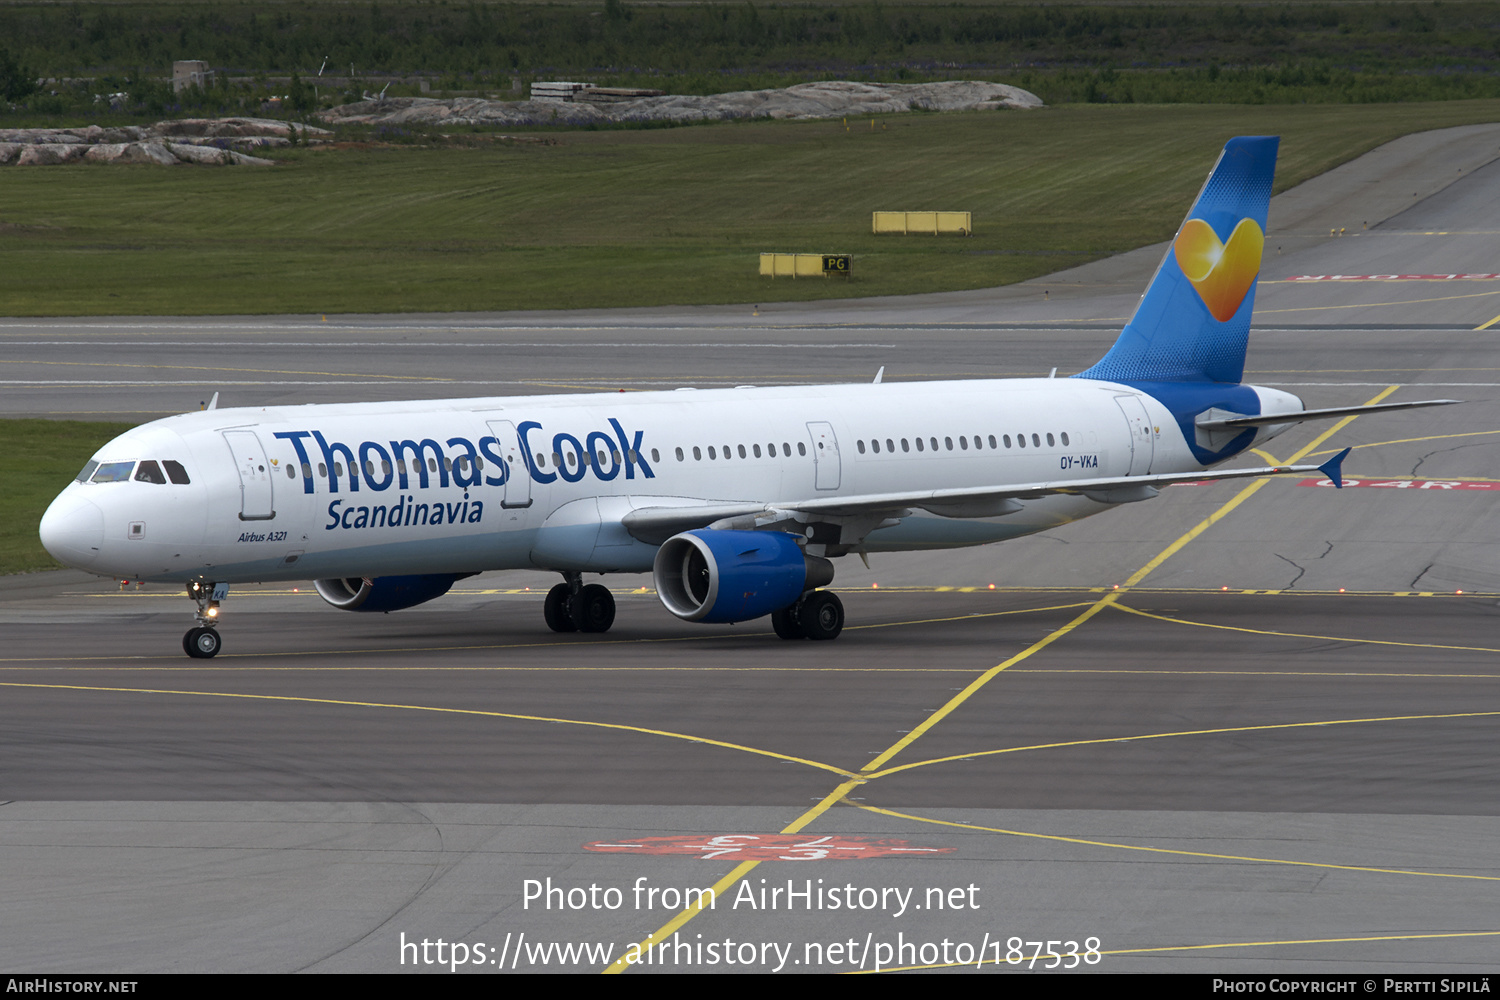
[2,420,135,576]
[5,100,1500,316]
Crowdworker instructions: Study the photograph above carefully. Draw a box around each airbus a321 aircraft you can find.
[40,136,1453,658]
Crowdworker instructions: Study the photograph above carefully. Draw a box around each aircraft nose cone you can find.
[39,492,105,569]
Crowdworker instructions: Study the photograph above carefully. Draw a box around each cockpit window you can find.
[135,461,167,485]
[90,461,135,483]
[163,460,191,485]
[75,460,99,483]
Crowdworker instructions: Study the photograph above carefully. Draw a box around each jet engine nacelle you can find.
[313,573,462,613]
[653,529,833,624]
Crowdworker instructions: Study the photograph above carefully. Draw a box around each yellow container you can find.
[871,211,971,235]
[759,253,850,278]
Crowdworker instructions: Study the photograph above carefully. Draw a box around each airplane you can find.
[39,135,1455,658]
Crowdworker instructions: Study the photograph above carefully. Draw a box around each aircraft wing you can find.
[623,450,1350,542]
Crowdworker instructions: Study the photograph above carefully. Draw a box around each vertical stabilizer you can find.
[1074,136,1278,385]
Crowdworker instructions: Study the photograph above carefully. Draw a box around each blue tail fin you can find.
[1074,136,1279,385]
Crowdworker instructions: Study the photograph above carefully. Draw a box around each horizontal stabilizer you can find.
[1195,399,1459,432]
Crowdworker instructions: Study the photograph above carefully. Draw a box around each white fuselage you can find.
[39,377,1298,585]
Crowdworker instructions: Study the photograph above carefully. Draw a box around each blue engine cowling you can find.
[313,574,462,613]
[653,530,832,623]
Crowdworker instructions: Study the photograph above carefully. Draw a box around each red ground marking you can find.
[1299,478,1500,490]
[583,834,955,860]
[1288,273,1500,282]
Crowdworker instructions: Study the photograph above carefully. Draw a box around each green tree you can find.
[288,70,313,111]
[0,46,39,101]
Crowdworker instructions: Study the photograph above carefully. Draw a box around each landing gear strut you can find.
[543,573,616,634]
[773,589,844,641]
[183,580,225,658]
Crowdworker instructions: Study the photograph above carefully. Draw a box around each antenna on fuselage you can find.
[872,366,884,384]
[202,392,219,411]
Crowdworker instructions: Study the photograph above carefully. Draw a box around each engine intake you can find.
[653,530,833,624]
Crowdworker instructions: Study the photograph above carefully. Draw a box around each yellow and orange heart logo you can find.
[1173,217,1264,322]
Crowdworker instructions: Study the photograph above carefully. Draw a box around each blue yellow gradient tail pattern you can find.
[1075,136,1279,385]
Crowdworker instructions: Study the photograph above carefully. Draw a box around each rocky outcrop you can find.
[152,117,329,142]
[0,117,329,166]
[320,79,1042,129]
[17,143,91,165]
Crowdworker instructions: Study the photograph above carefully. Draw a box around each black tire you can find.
[798,591,844,641]
[570,583,616,633]
[544,584,577,633]
[771,604,803,640]
[183,627,221,659]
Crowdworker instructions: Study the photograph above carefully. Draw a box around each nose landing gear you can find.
[184,580,227,658]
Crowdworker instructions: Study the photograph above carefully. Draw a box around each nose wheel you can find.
[184,626,221,658]
[183,580,227,659]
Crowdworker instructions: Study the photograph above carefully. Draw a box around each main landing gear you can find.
[183,580,225,658]
[771,589,844,641]
[543,572,616,634]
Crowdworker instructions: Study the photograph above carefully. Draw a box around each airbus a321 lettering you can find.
[39,137,1454,657]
